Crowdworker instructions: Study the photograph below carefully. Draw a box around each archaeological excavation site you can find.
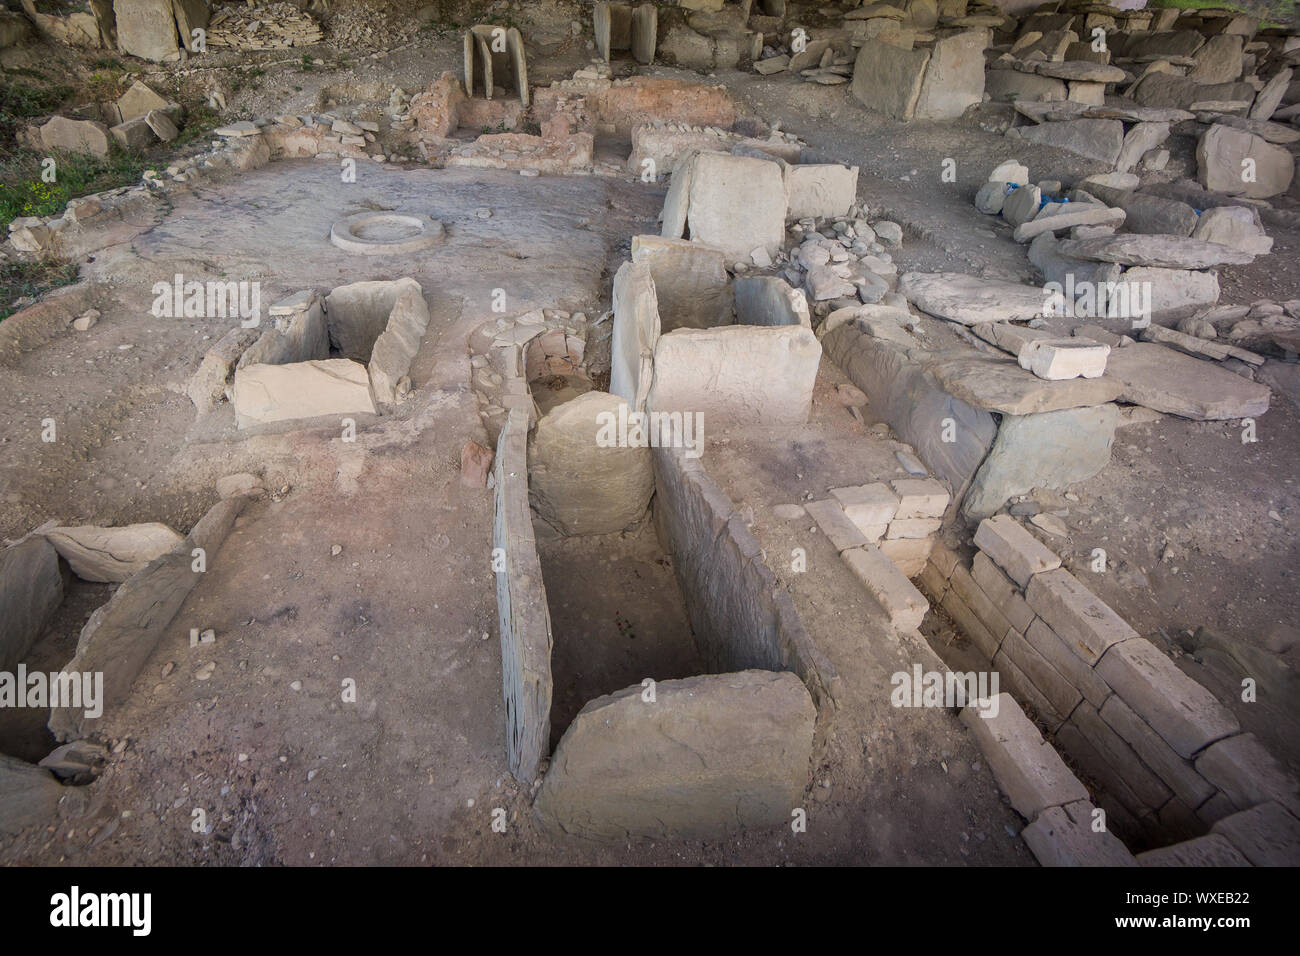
[1,0,1298,883]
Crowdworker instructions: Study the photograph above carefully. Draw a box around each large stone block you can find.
[964,404,1118,520]
[0,755,65,837]
[1022,799,1138,866]
[39,116,110,157]
[1194,732,1300,817]
[851,38,932,121]
[0,538,63,673]
[1136,834,1250,867]
[1211,802,1300,866]
[368,284,430,404]
[913,28,987,120]
[1014,119,1124,165]
[42,523,182,583]
[973,515,1061,587]
[1096,638,1240,759]
[647,324,821,426]
[114,0,180,62]
[1027,568,1137,665]
[1101,694,1217,808]
[960,693,1089,819]
[528,391,654,536]
[1196,124,1294,199]
[684,152,787,260]
[230,360,377,429]
[842,544,928,629]
[631,235,732,331]
[534,670,816,841]
[786,163,859,220]
[609,260,661,410]
[1102,342,1269,420]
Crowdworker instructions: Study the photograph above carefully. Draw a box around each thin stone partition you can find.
[649,419,839,730]
[493,407,554,782]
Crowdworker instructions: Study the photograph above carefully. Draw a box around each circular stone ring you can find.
[329,212,445,255]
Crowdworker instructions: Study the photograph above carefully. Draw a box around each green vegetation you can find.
[0,258,79,322]
[1147,0,1299,27]
[0,79,74,145]
[0,147,150,228]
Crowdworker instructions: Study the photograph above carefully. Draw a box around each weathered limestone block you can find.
[39,116,111,157]
[898,272,1047,325]
[821,325,997,494]
[609,260,661,410]
[851,38,932,121]
[231,360,377,429]
[913,28,987,120]
[528,391,654,536]
[842,544,928,628]
[1027,568,1138,665]
[1102,342,1270,420]
[1211,802,1300,866]
[786,163,859,220]
[324,278,422,363]
[494,409,552,782]
[960,693,1090,818]
[684,152,787,260]
[733,276,810,328]
[114,0,180,62]
[973,515,1060,587]
[48,497,247,741]
[0,538,63,673]
[42,523,183,582]
[1013,118,1124,165]
[188,327,260,412]
[534,670,815,841]
[631,235,732,331]
[0,755,66,837]
[964,404,1117,520]
[1023,799,1138,866]
[1194,733,1300,817]
[1136,833,1250,866]
[1196,124,1294,199]
[368,284,430,404]
[1096,638,1240,759]
[647,325,821,426]
[238,291,329,370]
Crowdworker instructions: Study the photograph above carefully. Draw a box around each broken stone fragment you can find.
[42,523,184,583]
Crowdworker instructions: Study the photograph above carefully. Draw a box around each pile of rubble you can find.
[206,1,323,50]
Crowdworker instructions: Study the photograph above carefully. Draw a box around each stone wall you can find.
[650,421,838,729]
[492,406,554,783]
[922,515,1300,859]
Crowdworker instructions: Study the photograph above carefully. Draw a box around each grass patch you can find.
[0,258,79,322]
[0,79,75,146]
[0,147,150,230]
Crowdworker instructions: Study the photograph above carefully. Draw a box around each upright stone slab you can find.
[913,28,987,120]
[734,276,811,328]
[39,116,110,157]
[528,391,654,535]
[684,152,786,261]
[368,284,431,404]
[647,325,821,426]
[609,260,661,410]
[1197,124,1295,199]
[493,409,553,782]
[0,755,66,837]
[0,538,63,673]
[1015,119,1124,165]
[325,278,424,362]
[964,404,1118,519]
[114,0,180,62]
[534,670,816,841]
[631,235,732,331]
[851,38,932,121]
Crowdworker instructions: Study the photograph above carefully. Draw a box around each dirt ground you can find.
[1,7,1297,865]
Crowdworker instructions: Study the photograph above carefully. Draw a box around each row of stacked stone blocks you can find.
[924,515,1300,864]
